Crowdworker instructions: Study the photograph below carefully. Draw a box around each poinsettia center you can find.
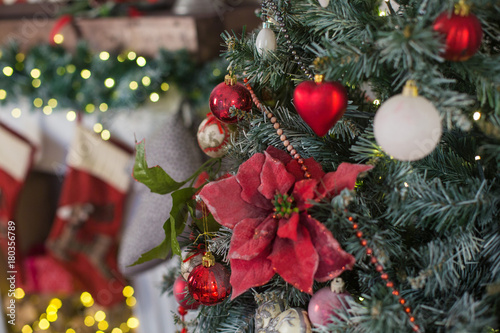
[272,191,299,219]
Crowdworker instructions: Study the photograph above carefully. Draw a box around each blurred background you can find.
[0,1,260,332]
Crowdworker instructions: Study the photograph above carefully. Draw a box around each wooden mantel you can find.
[0,6,260,61]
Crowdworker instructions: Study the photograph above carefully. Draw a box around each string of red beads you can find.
[348,214,421,332]
[243,77,311,179]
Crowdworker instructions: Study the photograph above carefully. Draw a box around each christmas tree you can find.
[132,0,500,332]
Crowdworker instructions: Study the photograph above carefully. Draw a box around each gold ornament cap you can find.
[402,80,419,97]
[454,0,471,16]
[314,74,324,84]
[224,73,237,86]
[202,251,215,268]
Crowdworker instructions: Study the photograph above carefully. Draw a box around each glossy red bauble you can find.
[209,81,252,123]
[433,10,483,61]
[293,80,348,137]
[187,263,232,306]
[173,275,200,310]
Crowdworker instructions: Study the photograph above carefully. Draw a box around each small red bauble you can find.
[308,278,351,327]
[209,74,252,123]
[433,2,483,62]
[293,75,348,137]
[187,253,231,306]
[173,275,200,310]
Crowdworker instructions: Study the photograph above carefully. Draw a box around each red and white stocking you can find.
[46,124,132,306]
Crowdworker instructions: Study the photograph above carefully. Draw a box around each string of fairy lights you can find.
[13,285,140,333]
[0,33,225,141]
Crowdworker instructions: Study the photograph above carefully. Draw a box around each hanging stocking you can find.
[46,124,132,306]
[0,123,36,283]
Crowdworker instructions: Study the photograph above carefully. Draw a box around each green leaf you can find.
[132,140,187,194]
[170,215,182,257]
[130,238,170,266]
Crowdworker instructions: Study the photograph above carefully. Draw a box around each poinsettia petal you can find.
[265,145,292,165]
[230,253,275,299]
[199,177,268,229]
[286,157,326,181]
[317,163,373,199]
[229,216,277,260]
[269,224,318,294]
[292,179,319,210]
[236,153,273,210]
[301,213,355,282]
[276,213,299,241]
[258,151,296,200]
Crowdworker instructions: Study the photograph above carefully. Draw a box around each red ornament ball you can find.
[293,76,348,137]
[187,263,232,306]
[197,114,233,158]
[308,278,352,327]
[433,7,483,61]
[209,80,252,123]
[173,275,200,310]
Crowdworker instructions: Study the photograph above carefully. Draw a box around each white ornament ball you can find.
[197,114,232,158]
[256,25,277,56]
[374,94,442,161]
[180,252,203,281]
[318,0,329,7]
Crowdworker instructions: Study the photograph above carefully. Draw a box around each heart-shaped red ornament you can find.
[293,80,348,137]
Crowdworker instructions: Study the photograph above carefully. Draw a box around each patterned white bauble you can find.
[197,114,232,158]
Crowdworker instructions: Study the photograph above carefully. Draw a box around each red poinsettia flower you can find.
[199,146,373,299]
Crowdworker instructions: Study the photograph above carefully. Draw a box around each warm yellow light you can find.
[473,111,481,121]
[161,82,170,91]
[142,76,151,86]
[21,325,33,333]
[53,33,64,44]
[32,79,41,88]
[127,51,137,61]
[127,317,139,329]
[98,320,109,330]
[30,68,41,79]
[136,56,146,67]
[15,53,25,62]
[50,298,63,309]
[85,104,95,113]
[14,288,25,299]
[404,182,409,188]
[100,51,110,61]
[126,296,136,307]
[84,315,95,327]
[93,123,103,133]
[94,310,106,322]
[81,69,91,79]
[43,106,53,115]
[48,98,58,108]
[99,103,108,112]
[150,92,160,102]
[123,286,134,297]
[3,66,14,76]
[66,64,76,73]
[475,155,481,160]
[129,81,138,90]
[34,98,43,108]
[373,99,381,105]
[101,130,111,141]
[111,328,123,333]
[104,78,115,88]
[46,304,57,315]
[57,67,66,75]
[359,296,365,301]
[47,313,58,322]
[120,323,130,332]
[80,292,93,306]
[39,318,50,330]
[117,54,126,62]
[0,89,6,100]
[66,329,76,333]
[213,68,221,77]
[11,108,21,119]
